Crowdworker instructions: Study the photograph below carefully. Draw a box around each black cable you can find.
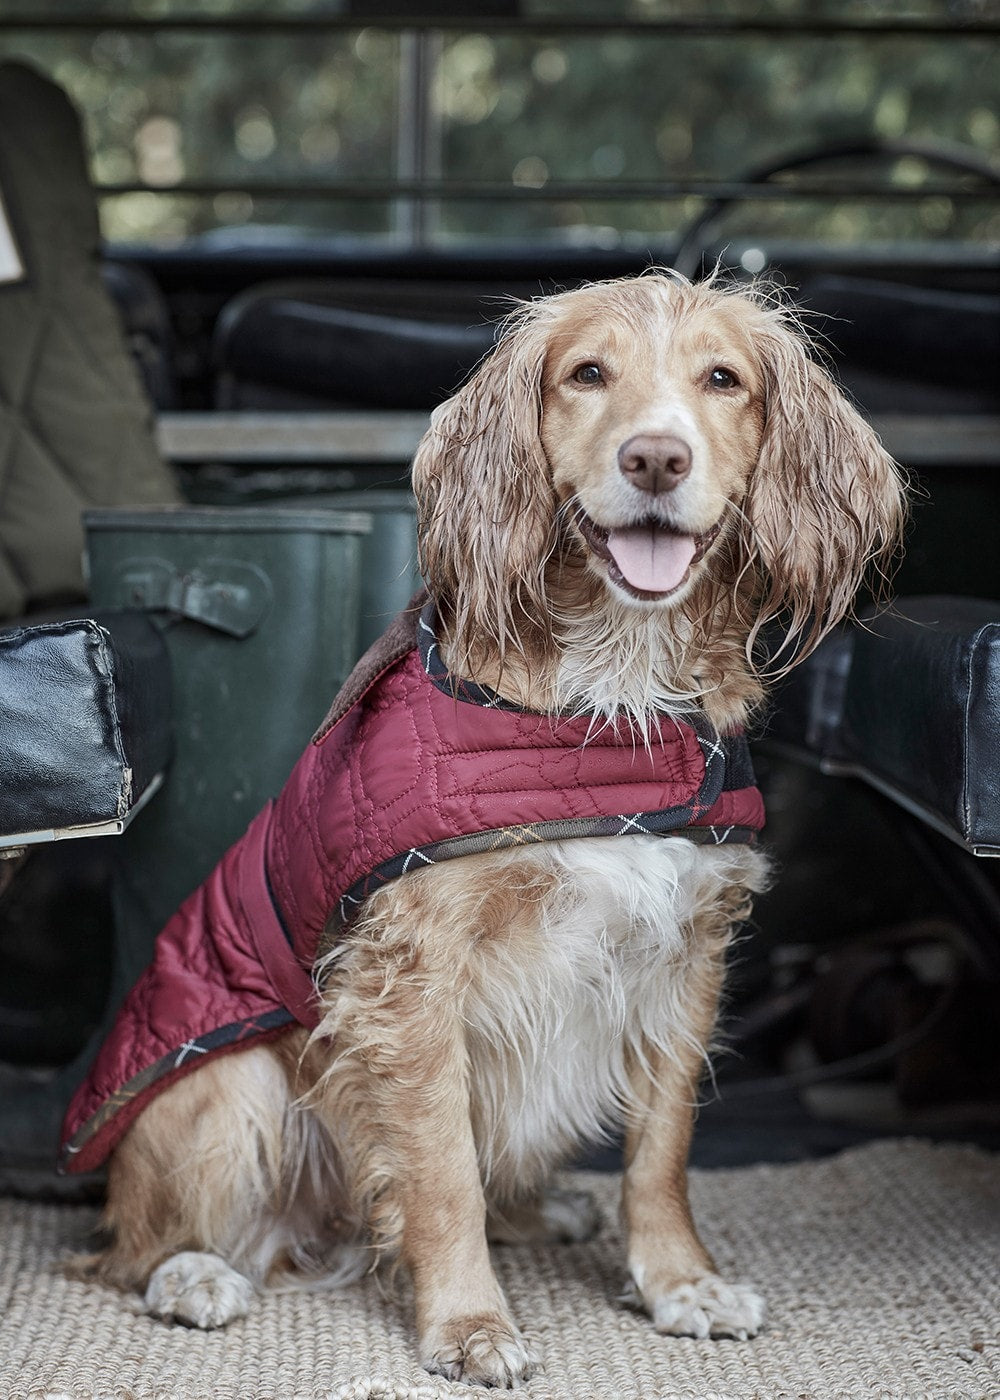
[718,975,956,1099]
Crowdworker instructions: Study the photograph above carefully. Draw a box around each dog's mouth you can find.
[572,505,720,600]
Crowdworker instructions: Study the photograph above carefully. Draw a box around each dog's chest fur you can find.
[450,835,766,1195]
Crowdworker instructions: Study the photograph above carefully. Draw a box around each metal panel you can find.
[156,411,1000,468]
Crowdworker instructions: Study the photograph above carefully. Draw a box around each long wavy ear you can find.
[741,306,908,674]
[411,305,558,670]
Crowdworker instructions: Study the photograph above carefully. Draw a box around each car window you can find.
[0,0,996,252]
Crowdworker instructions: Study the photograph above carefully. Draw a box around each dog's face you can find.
[539,291,765,605]
[413,272,906,683]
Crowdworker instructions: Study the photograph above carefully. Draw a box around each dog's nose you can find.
[618,434,692,494]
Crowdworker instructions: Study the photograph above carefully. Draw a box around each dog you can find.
[64,271,906,1388]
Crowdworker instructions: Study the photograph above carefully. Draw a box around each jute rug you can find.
[1,1139,997,1400]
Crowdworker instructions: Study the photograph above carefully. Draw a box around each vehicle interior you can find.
[0,3,997,1397]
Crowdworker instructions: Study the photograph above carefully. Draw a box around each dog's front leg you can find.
[622,918,765,1342]
[322,920,535,1388]
[403,1096,535,1387]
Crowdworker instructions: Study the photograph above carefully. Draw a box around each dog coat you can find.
[61,598,764,1173]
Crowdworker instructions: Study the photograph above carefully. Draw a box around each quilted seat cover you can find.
[0,61,177,620]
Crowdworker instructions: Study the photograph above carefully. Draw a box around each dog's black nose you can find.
[618,434,692,494]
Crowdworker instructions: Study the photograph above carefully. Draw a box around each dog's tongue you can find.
[606,525,697,594]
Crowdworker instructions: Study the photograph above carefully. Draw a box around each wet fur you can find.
[77,272,906,1387]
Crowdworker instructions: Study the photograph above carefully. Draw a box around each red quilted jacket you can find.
[61,599,764,1173]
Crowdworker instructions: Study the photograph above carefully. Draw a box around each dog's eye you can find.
[573,363,603,385]
[708,367,740,390]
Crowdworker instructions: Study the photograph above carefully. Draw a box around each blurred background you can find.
[0,0,996,250]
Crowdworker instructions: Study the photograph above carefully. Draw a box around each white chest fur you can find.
[460,835,767,1195]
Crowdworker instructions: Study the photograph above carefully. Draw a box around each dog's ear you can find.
[412,309,558,666]
[742,313,908,671]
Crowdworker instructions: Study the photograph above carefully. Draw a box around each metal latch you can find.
[104,557,274,637]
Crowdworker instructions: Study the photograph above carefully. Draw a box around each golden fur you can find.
[77,272,906,1387]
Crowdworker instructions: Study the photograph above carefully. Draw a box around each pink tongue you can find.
[606,526,696,593]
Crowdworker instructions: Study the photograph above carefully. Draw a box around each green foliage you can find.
[0,6,996,246]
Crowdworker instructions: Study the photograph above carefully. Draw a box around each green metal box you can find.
[84,505,371,979]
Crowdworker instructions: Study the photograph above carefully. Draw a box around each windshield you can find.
[0,1,996,254]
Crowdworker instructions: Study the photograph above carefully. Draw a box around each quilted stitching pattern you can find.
[62,628,763,1174]
[62,828,299,1170]
[269,644,723,965]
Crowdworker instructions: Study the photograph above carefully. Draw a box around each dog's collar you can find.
[417,597,526,712]
[415,599,731,756]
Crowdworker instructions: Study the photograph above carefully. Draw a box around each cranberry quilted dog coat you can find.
[62,599,764,1173]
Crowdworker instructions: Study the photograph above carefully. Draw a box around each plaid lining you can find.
[328,815,758,946]
[61,1008,296,1165]
[418,603,525,711]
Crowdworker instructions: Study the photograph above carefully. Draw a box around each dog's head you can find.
[413,271,907,685]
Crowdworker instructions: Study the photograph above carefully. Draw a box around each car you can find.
[0,5,997,1395]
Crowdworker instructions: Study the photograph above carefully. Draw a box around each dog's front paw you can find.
[628,1274,765,1341]
[423,1311,536,1389]
[145,1251,255,1329]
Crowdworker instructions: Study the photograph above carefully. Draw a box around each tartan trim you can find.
[321,603,759,956]
[417,600,746,772]
[418,602,524,710]
[59,1007,296,1167]
[323,816,758,954]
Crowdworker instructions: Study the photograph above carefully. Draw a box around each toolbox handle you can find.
[104,557,273,637]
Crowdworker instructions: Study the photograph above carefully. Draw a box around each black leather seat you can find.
[765,596,1000,857]
[794,274,1000,416]
[213,280,501,410]
[101,261,176,410]
[0,611,171,847]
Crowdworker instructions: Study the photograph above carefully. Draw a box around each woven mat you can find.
[1,1139,997,1400]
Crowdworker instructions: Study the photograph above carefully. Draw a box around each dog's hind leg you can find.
[75,1036,320,1327]
[486,1185,601,1245]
